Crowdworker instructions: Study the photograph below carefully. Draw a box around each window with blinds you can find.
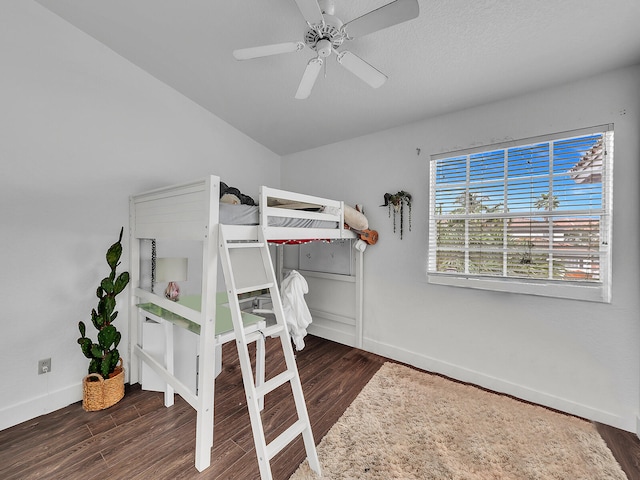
[428,125,613,302]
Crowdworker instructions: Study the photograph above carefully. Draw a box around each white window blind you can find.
[428,125,613,302]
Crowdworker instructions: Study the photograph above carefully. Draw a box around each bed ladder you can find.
[218,225,321,480]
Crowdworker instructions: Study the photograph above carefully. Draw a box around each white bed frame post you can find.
[128,198,140,386]
[194,177,219,471]
[355,246,364,349]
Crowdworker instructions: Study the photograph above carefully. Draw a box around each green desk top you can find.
[138,293,263,336]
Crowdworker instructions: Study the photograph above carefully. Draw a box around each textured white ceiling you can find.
[35,0,640,155]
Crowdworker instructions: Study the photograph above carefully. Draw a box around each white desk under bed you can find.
[137,293,266,401]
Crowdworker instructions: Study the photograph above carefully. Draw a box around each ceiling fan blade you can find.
[336,51,387,88]
[295,57,323,99]
[343,0,419,38]
[293,0,324,26]
[233,42,305,60]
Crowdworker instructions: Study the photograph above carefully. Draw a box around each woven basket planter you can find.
[82,358,125,412]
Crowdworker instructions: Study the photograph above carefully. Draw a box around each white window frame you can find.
[428,125,613,303]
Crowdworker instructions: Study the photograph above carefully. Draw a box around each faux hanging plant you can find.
[381,191,412,239]
[77,227,130,378]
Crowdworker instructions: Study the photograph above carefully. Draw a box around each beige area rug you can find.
[290,362,626,480]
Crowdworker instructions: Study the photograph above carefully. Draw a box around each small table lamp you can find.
[156,257,188,301]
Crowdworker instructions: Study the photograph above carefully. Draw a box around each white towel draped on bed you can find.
[281,270,312,351]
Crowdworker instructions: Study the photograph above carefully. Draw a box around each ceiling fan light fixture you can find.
[316,39,333,57]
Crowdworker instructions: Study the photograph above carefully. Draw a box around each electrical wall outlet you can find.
[38,358,51,375]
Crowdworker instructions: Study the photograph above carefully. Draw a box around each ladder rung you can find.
[236,283,274,295]
[256,370,296,398]
[226,242,265,249]
[266,420,307,460]
[245,324,285,344]
[262,324,285,337]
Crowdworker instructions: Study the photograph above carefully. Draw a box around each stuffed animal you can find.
[219,182,256,206]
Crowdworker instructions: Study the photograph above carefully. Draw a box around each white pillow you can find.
[344,205,368,231]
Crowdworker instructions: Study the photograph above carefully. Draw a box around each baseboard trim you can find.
[4,338,631,434]
[362,337,632,433]
[0,382,82,431]
[307,323,355,348]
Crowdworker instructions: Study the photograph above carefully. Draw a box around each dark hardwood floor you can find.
[596,423,640,480]
[0,336,385,480]
[1,336,639,479]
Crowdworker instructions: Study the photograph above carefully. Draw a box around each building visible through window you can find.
[428,125,613,302]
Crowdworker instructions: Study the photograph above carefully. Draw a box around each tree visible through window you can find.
[428,125,613,302]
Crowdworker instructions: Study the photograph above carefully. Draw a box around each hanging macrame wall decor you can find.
[381,191,412,239]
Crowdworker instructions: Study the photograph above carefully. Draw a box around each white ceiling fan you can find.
[233,0,420,99]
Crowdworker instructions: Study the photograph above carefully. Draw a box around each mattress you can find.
[219,203,338,229]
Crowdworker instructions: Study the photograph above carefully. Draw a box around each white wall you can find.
[2,0,638,437]
[0,1,280,430]
[282,64,640,432]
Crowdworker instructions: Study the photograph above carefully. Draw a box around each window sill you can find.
[427,273,611,303]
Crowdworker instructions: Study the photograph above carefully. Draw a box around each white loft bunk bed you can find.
[128,175,364,473]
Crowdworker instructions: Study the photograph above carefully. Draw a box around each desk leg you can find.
[163,320,175,407]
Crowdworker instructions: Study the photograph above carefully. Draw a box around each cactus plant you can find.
[77,227,130,378]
